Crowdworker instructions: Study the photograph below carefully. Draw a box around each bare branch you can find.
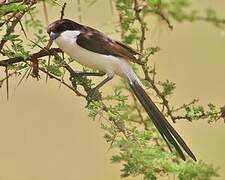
[60,2,67,20]
[0,48,62,67]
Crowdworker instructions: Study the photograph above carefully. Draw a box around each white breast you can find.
[54,30,132,78]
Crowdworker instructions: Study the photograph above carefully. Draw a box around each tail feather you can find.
[129,79,196,161]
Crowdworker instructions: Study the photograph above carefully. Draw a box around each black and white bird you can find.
[47,19,196,161]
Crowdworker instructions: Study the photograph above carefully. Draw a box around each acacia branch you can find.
[0,1,36,52]
[0,48,62,67]
[133,0,177,123]
[132,0,223,124]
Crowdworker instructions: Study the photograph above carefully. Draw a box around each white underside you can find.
[54,30,141,84]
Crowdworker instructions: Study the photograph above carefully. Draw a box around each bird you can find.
[47,19,196,161]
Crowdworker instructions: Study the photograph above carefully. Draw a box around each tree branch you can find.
[0,48,62,67]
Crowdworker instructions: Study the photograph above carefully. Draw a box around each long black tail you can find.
[129,79,196,161]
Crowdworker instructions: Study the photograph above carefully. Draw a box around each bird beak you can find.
[49,32,60,40]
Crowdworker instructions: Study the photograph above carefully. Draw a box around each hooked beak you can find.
[49,32,60,40]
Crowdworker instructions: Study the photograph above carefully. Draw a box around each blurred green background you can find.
[0,0,225,179]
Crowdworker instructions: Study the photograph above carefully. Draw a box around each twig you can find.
[156,11,173,30]
[0,12,25,51]
[0,2,35,51]
[0,48,62,67]
[19,20,27,38]
[39,67,86,97]
[16,67,30,88]
[0,11,17,27]
[45,55,51,83]
[152,63,156,83]
[0,0,23,6]
[133,0,177,123]
[172,99,199,112]
[133,0,145,54]
[43,1,49,25]
[25,63,32,80]
[173,111,222,121]
[132,3,223,123]
[31,57,39,78]
[5,66,9,100]
[59,52,65,88]
[0,67,25,84]
[60,2,67,20]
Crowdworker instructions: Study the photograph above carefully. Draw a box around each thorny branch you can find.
[134,0,177,122]
[132,0,223,123]
[0,1,35,53]
[0,1,224,179]
[0,0,224,145]
[0,12,24,51]
[0,1,134,141]
[1,48,133,141]
[0,0,23,6]
[0,48,62,67]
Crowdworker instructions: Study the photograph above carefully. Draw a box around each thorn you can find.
[16,67,30,88]
[45,55,51,83]
[25,63,32,80]
[5,66,9,100]
[43,1,49,25]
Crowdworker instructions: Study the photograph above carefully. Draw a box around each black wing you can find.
[76,27,142,65]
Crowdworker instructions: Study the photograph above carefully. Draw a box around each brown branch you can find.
[43,50,133,140]
[0,2,35,52]
[19,20,27,38]
[0,11,18,27]
[31,57,39,78]
[156,11,173,30]
[173,111,222,121]
[133,0,145,54]
[132,1,225,124]
[39,67,86,98]
[0,1,135,147]
[0,0,23,6]
[0,48,62,67]
[171,99,199,112]
[133,0,177,123]
[60,2,67,20]
[0,12,25,51]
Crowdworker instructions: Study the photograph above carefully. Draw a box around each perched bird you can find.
[47,19,196,161]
